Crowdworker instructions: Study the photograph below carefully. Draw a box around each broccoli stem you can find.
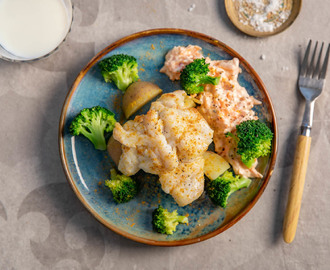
[110,168,117,178]
[80,124,107,150]
[176,215,188,224]
[228,177,252,197]
[242,158,256,168]
[200,76,220,86]
[113,69,127,92]
[167,211,188,224]
[109,62,137,91]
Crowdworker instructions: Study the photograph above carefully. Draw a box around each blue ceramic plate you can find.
[59,29,277,246]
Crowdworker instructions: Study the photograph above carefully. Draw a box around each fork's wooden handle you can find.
[283,135,312,243]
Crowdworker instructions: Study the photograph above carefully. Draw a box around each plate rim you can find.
[58,28,278,246]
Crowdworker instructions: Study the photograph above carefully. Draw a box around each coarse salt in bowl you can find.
[225,0,302,37]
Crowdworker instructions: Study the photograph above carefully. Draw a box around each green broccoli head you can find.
[180,58,220,95]
[152,205,188,235]
[104,169,138,203]
[70,106,116,150]
[227,119,273,168]
[99,54,139,92]
[206,171,252,208]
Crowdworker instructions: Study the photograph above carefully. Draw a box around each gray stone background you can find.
[0,0,329,269]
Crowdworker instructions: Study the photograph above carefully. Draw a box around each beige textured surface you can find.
[0,0,329,269]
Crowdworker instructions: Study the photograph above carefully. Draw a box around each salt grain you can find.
[188,4,196,12]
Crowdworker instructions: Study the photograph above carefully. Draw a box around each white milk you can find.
[0,0,71,59]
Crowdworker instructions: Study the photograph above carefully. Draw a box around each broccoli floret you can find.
[105,169,138,203]
[99,54,139,92]
[180,58,220,95]
[152,205,188,235]
[206,171,252,208]
[227,119,273,168]
[70,106,116,150]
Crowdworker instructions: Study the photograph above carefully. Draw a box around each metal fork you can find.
[283,40,330,243]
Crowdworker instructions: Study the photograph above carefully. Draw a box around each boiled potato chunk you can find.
[122,81,162,118]
[184,95,196,108]
[203,151,230,180]
[107,135,122,166]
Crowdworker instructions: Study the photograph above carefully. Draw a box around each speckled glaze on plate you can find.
[59,28,277,246]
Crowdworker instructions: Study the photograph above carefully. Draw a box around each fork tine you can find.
[319,43,330,79]
[312,42,324,78]
[306,41,318,77]
[300,40,312,76]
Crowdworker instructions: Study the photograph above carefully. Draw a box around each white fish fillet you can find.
[113,90,213,206]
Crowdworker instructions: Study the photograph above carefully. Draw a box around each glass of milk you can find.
[0,0,73,62]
